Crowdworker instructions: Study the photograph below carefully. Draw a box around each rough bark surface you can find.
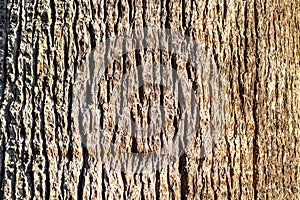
[0,0,299,199]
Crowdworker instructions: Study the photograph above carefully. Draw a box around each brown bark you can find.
[0,0,299,199]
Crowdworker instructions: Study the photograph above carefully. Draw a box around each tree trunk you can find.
[0,0,299,199]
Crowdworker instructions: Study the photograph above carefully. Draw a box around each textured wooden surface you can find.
[0,0,299,199]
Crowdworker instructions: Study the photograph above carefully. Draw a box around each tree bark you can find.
[0,0,299,199]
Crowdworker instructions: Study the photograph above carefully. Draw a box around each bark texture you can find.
[0,0,299,199]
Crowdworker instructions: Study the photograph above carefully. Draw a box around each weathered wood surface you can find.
[0,0,299,199]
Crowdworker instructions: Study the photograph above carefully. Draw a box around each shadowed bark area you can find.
[0,0,299,199]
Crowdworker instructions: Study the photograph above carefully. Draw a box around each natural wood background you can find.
[0,0,299,199]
